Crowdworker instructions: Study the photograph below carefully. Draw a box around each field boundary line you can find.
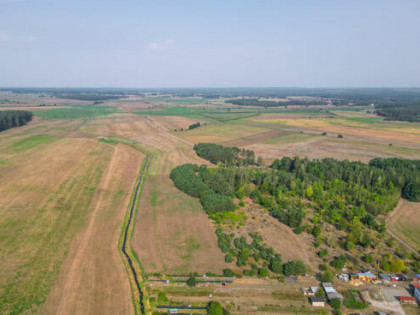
[118,153,150,315]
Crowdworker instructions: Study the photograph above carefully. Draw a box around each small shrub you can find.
[318,249,328,258]
[320,270,333,282]
[258,267,268,278]
[207,301,224,315]
[225,254,234,263]
[186,277,196,286]
[223,268,235,277]
[330,298,341,310]
[157,292,169,304]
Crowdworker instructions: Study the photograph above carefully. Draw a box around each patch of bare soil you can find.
[314,125,420,145]
[221,130,283,147]
[224,201,320,271]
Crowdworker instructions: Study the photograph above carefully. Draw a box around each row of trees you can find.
[188,122,201,130]
[225,98,326,107]
[0,110,33,132]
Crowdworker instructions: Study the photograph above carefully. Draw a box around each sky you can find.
[0,0,419,88]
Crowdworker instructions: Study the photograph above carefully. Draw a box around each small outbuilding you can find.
[399,296,417,304]
[379,274,391,282]
[310,297,325,307]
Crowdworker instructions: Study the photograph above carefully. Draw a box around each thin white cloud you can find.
[22,35,38,42]
[0,31,39,43]
[146,39,175,51]
[0,31,10,41]
[0,0,27,3]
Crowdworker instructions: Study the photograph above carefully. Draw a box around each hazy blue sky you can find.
[1,0,419,87]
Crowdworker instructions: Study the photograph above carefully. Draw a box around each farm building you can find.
[399,296,417,304]
[414,284,420,302]
[309,286,319,295]
[322,282,343,301]
[301,286,319,296]
[351,270,376,282]
[379,274,391,282]
[406,274,420,282]
[310,297,325,307]
[338,273,349,282]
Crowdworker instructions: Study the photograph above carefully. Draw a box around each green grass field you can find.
[33,105,118,120]
[12,135,56,153]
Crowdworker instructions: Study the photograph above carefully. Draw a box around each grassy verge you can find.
[117,139,154,314]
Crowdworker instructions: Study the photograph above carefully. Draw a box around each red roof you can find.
[414,284,420,288]
[399,296,417,301]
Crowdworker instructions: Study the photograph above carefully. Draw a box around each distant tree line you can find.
[375,102,420,122]
[188,122,201,130]
[225,98,326,107]
[55,94,122,101]
[0,110,33,132]
[194,143,255,166]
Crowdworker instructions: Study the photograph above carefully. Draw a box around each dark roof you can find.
[310,297,325,302]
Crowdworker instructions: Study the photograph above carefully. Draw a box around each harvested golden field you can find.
[0,112,145,314]
[179,123,271,144]
[0,123,110,313]
[81,114,227,274]
[387,199,420,252]
[42,143,143,315]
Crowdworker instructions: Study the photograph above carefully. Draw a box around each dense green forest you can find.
[225,98,326,107]
[194,143,255,166]
[171,143,420,273]
[375,102,420,122]
[0,110,33,132]
[170,164,235,214]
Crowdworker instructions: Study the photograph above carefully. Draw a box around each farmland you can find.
[0,89,419,314]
